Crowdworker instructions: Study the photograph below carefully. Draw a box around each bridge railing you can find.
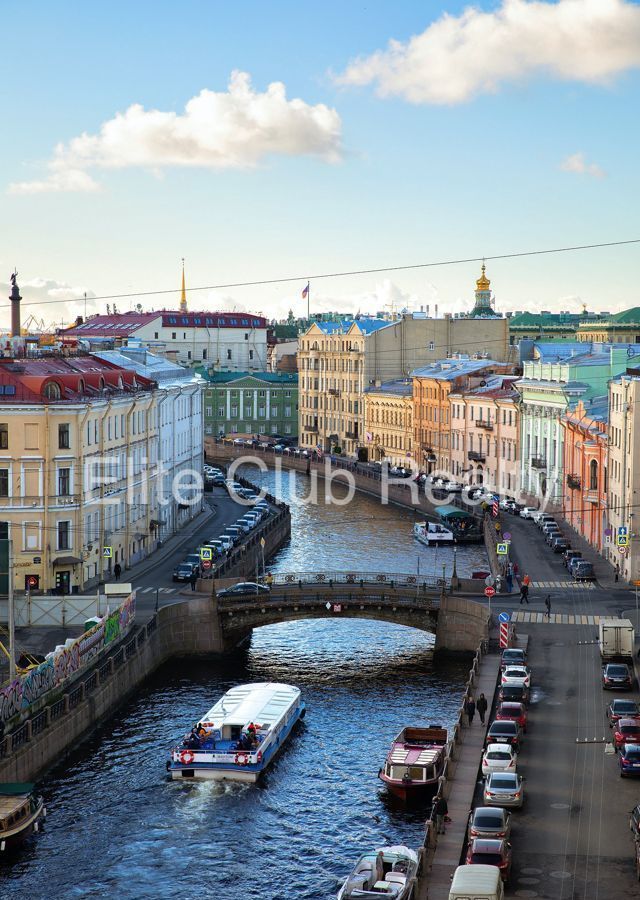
[257,571,450,589]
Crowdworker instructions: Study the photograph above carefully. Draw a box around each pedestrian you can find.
[519,583,529,604]
[265,572,274,587]
[506,572,513,593]
[434,795,448,834]
[190,568,198,591]
[545,594,551,619]
[465,696,476,725]
[496,574,502,593]
[113,562,121,581]
[476,693,488,725]
[615,563,620,583]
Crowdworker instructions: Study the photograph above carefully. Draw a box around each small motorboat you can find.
[413,521,454,545]
[337,845,418,898]
[379,726,448,801]
[0,783,46,853]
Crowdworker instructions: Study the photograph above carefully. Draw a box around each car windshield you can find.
[471,853,503,866]
[614,701,638,712]
[624,748,640,759]
[474,813,504,827]
[490,722,516,733]
[505,668,526,676]
[608,666,629,676]
[487,751,511,760]
[621,725,640,734]
[490,775,518,788]
[500,705,522,715]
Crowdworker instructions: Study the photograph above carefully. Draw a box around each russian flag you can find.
[302,282,309,299]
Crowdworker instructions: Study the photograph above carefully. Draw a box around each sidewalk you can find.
[417,651,501,900]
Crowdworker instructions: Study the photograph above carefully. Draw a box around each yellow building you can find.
[0,356,160,593]
[576,308,640,343]
[364,380,413,465]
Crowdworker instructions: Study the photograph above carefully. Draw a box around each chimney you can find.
[435,304,438,318]
[9,270,21,337]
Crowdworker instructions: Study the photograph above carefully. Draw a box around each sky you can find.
[1,0,639,330]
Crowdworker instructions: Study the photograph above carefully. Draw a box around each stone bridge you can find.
[210,573,488,655]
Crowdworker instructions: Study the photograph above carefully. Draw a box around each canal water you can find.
[4,470,486,900]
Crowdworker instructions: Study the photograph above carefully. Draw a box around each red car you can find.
[613,718,640,752]
[495,701,528,733]
[465,838,512,883]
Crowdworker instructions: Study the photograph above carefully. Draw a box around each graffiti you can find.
[21,658,56,708]
[78,622,106,665]
[119,593,136,632]
[104,611,121,646]
[53,643,80,683]
[0,679,23,723]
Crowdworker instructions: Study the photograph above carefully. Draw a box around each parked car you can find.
[465,838,512,883]
[501,648,527,669]
[536,514,556,529]
[602,663,634,690]
[207,540,226,556]
[216,582,271,598]
[173,563,195,582]
[501,666,531,689]
[235,519,253,534]
[485,720,521,750]
[607,698,640,727]
[495,701,528,732]
[507,502,524,515]
[619,743,640,776]
[498,684,529,706]
[483,772,525,808]
[573,559,596,581]
[184,553,201,569]
[482,744,518,775]
[613,718,640,752]
[443,480,463,492]
[217,534,234,551]
[519,506,537,519]
[630,804,640,838]
[563,550,582,568]
[467,806,512,840]
[551,537,570,553]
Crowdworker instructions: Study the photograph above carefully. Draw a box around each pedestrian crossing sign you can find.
[617,526,629,547]
[496,542,508,555]
[199,547,213,561]
[102,546,113,559]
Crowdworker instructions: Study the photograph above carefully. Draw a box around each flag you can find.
[492,494,499,518]
[365,431,373,442]
[302,282,309,299]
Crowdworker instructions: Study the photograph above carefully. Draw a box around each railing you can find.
[307,424,319,432]
[468,450,485,462]
[259,571,448,589]
[531,457,547,469]
[345,431,358,440]
[567,474,581,490]
[584,488,599,503]
[475,420,493,430]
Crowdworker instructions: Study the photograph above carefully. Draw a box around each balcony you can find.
[345,431,358,440]
[531,457,547,469]
[476,420,494,430]
[307,424,319,433]
[468,450,486,462]
[585,488,599,503]
[567,474,581,490]
[328,388,340,396]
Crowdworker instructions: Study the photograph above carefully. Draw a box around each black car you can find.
[603,663,634,690]
[498,684,529,706]
[563,550,582,568]
[216,582,271,598]
[500,648,527,670]
[485,719,521,751]
[551,537,570,553]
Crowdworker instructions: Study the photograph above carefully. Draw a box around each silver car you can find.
[483,772,525,808]
[467,806,512,840]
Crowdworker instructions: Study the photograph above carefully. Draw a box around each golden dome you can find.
[476,263,490,291]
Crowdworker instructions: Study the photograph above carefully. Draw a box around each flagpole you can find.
[307,281,310,321]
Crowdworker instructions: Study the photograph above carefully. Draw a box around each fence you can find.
[259,571,449,589]
[0,592,109,627]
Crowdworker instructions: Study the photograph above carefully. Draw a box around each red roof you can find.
[59,310,268,340]
[59,313,158,339]
[0,355,155,403]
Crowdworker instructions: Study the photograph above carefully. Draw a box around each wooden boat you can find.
[337,845,419,899]
[378,726,448,800]
[167,682,305,783]
[0,784,46,852]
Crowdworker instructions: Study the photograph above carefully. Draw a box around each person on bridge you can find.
[266,572,274,587]
[476,693,488,725]
[190,568,199,591]
[545,594,551,619]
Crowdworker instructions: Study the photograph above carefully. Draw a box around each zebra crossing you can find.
[511,610,600,625]
[135,586,178,594]
[530,580,596,590]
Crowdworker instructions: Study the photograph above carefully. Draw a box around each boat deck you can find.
[389,743,444,766]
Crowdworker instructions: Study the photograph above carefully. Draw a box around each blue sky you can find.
[1,0,639,329]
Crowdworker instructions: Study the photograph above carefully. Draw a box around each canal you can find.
[4,471,487,899]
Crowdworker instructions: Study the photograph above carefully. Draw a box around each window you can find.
[57,520,70,550]
[172,332,176,340]
[284,406,292,417]
[154,332,159,339]
[227,349,232,360]
[259,425,266,434]
[218,406,224,417]
[205,406,213,417]
[272,406,278,417]
[259,390,266,397]
[284,424,292,434]
[258,406,265,417]
[187,351,192,360]
[285,391,291,398]
[58,423,70,449]
[590,459,598,490]
[249,350,254,360]
[0,424,7,449]
[231,406,238,417]
[428,341,435,351]
[202,349,207,360]
[58,467,71,496]
[0,468,8,497]
[245,407,253,417]
[244,333,249,340]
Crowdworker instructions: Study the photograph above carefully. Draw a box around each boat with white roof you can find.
[167,682,305,782]
[413,521,454,545]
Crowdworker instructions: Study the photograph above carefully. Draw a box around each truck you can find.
[599,618,635,661]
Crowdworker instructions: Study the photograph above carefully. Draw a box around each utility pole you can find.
[8,539,16,679]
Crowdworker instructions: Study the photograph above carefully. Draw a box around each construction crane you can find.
[21,313,46,334]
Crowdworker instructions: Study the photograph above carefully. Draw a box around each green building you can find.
[508,310,611,344]
[200,371,298,438]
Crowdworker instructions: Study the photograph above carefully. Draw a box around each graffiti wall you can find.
[0,592,136,726]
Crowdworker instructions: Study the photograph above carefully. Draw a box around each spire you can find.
[180,258,187,312]
[476,261,491,292]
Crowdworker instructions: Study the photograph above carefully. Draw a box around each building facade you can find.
[0,355,162,593]
[201,371,298,438]
[576,308,640,344]
[507,310,608,344]
[561,399,608,553]
[607,374,640,581]
[363,380,413,465]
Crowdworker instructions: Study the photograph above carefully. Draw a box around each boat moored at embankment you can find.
[167,682,305,782]
[413,521,454,545]
[0,784,46,852]
[378,726,448,800]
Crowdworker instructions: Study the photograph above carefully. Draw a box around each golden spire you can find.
[476,261,491,291]
[180,258,187,312]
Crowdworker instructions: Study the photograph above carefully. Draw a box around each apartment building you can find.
[561,398,608,553]
[0,355,162,593]
[363,380,413,466]
[576,307,640,344]
[607,374,640,581]
[200,371,298,439]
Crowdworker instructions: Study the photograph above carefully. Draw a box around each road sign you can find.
[199,547,213,561]
[333,604,342,613]
[503,532,512,541]
[484,586,496,597]
[485,575,495,587]
[33,557,41,564]
[498,611,510,623]
[202,560,212,571]
[102,546,112,559]
[499,622,510,649]
[619,545,628,556]
[496,542,508,555]
[617,526,629,546]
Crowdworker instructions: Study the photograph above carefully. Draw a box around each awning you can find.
[53,556,82,566]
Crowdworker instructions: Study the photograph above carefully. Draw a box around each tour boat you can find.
[337,845,419,899]
[167,682,305,782]
[413,521,454,545]
[378,726,448,801]
[0,784,46,853]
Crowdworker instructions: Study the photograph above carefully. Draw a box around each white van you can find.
[448,864,504,900]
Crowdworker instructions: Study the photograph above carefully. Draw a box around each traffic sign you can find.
[485,575,495,587]
[496,542,508,555]
[102,546,112,559]
[617,526,629,547]
[499,621,510,649]
[484,586,496,597]
[619,546,628,556]
[498,611,510,623]
[202,560,212,571]
[503,532,512,541]
[199,547,213,561]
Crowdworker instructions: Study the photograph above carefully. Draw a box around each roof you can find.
[199,370,298,386]
[60,310,267,339]
[201,682,300,728]
[0,783,35,796]
[160,312,266,328]
[581,306,640,326]
[365,379,413,397]
[93,349,201,385]
[450,864,502,892]
[411,358,502,380]
[308,317,390,336]
[436,504,472,519]
[60,313,159,338]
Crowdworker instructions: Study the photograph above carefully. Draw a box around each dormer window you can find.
[43,381,61,400]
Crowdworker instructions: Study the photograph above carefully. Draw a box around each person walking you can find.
[113,562,121,581]
[434,795,448,834]
[465,696,476,725]
[189,568,199,591]
[614,563,620,583]
[476,693,488,725]
[545,594,552,619]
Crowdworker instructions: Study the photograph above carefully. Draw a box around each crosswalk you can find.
[511,610,601,625]
[135,586,179,594]
[530,580,596,590]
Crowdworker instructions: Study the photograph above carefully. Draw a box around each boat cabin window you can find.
[408,766,425,781]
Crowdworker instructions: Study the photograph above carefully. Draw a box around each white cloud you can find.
[0,276,98,329]
[560,151,606,178]
[8,70,343,194]
[335,0,640,104]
